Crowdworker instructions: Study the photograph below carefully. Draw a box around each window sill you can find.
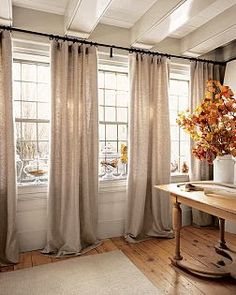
[17,173,189,200]
[171,172,189,183]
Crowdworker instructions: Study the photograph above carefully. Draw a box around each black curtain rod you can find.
[0,25,226,65]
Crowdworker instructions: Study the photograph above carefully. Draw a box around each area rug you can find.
[0,250,159,295]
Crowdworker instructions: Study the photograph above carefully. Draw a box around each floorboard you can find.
[1,226,236,294]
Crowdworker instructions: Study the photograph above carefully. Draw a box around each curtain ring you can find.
[110,47,113,58]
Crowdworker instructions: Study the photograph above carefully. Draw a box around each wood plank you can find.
[1,227,236,294]
[96,239,118,254]
[155,238,234,294]
[134,241,203,294]
[14,252,32,270]
[31,250,53,266]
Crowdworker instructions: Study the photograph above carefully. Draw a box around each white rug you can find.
[0,250,159,295]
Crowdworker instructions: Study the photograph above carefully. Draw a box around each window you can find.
[13,59,50,184]
[169,76,190,173]
[98,69,129,179]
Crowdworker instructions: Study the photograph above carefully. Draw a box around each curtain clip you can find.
[110,47,113,58]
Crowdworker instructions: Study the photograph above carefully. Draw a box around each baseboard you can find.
[97,219,125,239]
[18,229,46,252]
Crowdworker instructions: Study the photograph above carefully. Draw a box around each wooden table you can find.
[156,183,236,279]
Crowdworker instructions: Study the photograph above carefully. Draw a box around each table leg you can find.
[219,218,228,249]
[172,201,183,261]
[169,199,231,278]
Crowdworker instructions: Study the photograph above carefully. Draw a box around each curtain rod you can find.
[0,25,226,65]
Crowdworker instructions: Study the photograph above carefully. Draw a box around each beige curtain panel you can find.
[190,61,226,226]
[125,53,173,242]
[43,41,99,256]
[0,31,19,265]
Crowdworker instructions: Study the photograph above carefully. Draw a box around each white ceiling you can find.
[2,0,236,57]
[12,0,69,15]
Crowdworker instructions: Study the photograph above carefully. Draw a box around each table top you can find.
[155,182,236,217]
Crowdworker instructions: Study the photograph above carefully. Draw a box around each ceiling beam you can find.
[0,0,12,26]
[131,0,221,47]
[131,0,186,46]
[181,4,236,56]
[64,0,113,38]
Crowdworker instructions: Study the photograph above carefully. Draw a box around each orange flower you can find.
[177,80,236,164]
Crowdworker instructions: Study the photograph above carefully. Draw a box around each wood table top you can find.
[155,182,236,217]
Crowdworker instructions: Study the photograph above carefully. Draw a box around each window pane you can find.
[22,102,36,119]
[38,123,49,140]
[179,95,189,111]
[13,63,21,80]
[15,122,21,140]
[118,125,127,140]
[98,71,104,88]
[180,141,190,158]
[14,101,21,118]
[105,72,116,89]
[117,74,128,91]
[13,81,21,101]
[99,124,105,140]
[38,102,50,120]
[171,126,179,141]
[105,107,116,122]
[22,123,37,140]
[22,82,37,101]
[117,108,127,122]
[118,141,127,152]
[170,110,178,125]
[169,95,178,110]
[171,141,179,162]
[38,83,49,102]
[99,141,105,153]
[17,141,37,160]
[180,129,189,141]
[105,90,116,106]
[106,125,117,140]
[99,106,104,121]
[22,64,36,81]
[99,89,104,105]
[38,66,49,83]
[117,91,128,107]
[38,142,49,158]
[106,141,117,152]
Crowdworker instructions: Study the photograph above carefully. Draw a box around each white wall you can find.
[17,181,127,252]
[17,175,191,252]
[223,60,236,234]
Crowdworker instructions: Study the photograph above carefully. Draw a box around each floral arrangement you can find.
[120,144,128,164]
[177,80,236,164]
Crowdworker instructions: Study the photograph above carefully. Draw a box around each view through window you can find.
[98,69,129,179]
[13,59,50,184]
[169,78,190,173]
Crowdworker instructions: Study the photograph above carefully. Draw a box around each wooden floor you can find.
[1,226,236,294]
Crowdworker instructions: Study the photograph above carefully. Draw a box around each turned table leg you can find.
[219,218,228,249]
[172,200,183,261]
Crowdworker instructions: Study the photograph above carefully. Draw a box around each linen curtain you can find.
[125,53,173,241]
[190,61,225,226]
[43,41,99,256]
[0,31,19,265]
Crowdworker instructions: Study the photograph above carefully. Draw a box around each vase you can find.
[213,155,236,234]
[213,155,235,184]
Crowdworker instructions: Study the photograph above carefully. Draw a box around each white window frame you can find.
[169,62,190,180]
